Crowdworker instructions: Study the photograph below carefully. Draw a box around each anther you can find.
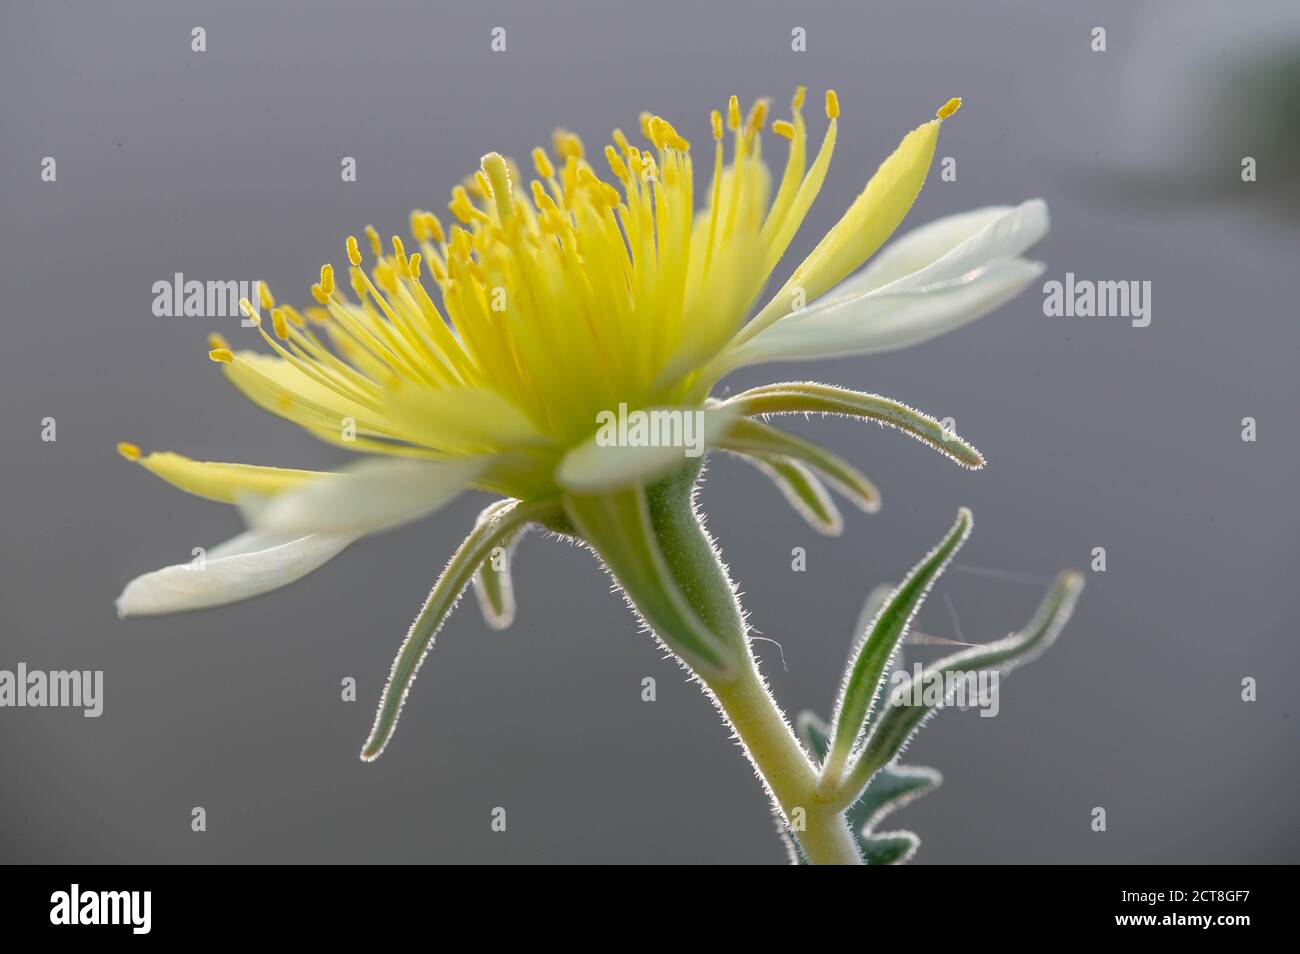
[481,151,515,220]
[117,441,141,461]
[410,211,430,242]
[346,235,362,266]
[270,307,290,340]
[825,89,840,120]
[531,147,555,180]
[209,348,234,364]
[936,96,962,120]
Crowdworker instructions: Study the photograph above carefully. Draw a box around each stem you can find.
[708,666,863,865]
[643,463,863,864]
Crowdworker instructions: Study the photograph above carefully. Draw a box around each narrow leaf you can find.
[728,451,843,535]
[826,509,971,779]
[845,570,1084,794]
[361,498,555,761]
[564,486,737,678]
[860,831,920,865]
[722,382,984,469]
[798,711,941,832]
[847,764,942,834]
[715,417,880,512]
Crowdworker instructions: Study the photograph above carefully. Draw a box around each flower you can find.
[116,90,1049,759]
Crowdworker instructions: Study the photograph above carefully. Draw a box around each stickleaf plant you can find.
[115,89,1080,863]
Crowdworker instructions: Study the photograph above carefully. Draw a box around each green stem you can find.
[645,463,863,865]
[707,667,863,865]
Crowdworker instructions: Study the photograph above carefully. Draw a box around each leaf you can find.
[714,417,880,513]
[563,486,738,678]
[844,570,1085,794]
[796,711,940,865]
[721,382,984,469]
[824,509,971,779]
[360,498,556,761]
[859,831,920,865]
[726,451,843,535]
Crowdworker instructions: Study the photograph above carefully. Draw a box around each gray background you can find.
[1,0,1296,864]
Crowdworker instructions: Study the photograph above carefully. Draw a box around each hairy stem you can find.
[645,463,862,865]
[707,667,863,864]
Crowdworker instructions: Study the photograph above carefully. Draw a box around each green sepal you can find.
[361,498,556,761]
[563,478,740,679]
[727,451,843,535]
[715,417,880,512]
[471,499,527,630]
[721,381,984,469]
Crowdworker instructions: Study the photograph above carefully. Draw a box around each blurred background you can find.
[0,0,1296,863]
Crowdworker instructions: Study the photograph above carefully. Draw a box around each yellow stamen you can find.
[711,110,723,141]
[410,211,430,242]
[258,282,275,310]
[825,89,840,120]
[117,441,141,461]
[481,152,515,221]
[239,298,261,326]
[772,120,795,140]
[937,97,962,119]
[604,145,629,182]
[364,225,382,257]
[270,307,290,340]
[424,212,445,244]
[209,348,234,363]
[346,235,362,266]
[532,147,555,180]
[727,95,741,130]
[320,263,335,296]
[553,129,584,160]
[207,332,230,351]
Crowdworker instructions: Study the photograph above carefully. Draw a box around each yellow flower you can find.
[116,91,1048,760]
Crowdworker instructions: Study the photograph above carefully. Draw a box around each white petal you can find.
[832,198,1049,299]
[556,406,736,492]
[116,530,357,618]
[246,457,484,536]
[728,259,1046,367]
